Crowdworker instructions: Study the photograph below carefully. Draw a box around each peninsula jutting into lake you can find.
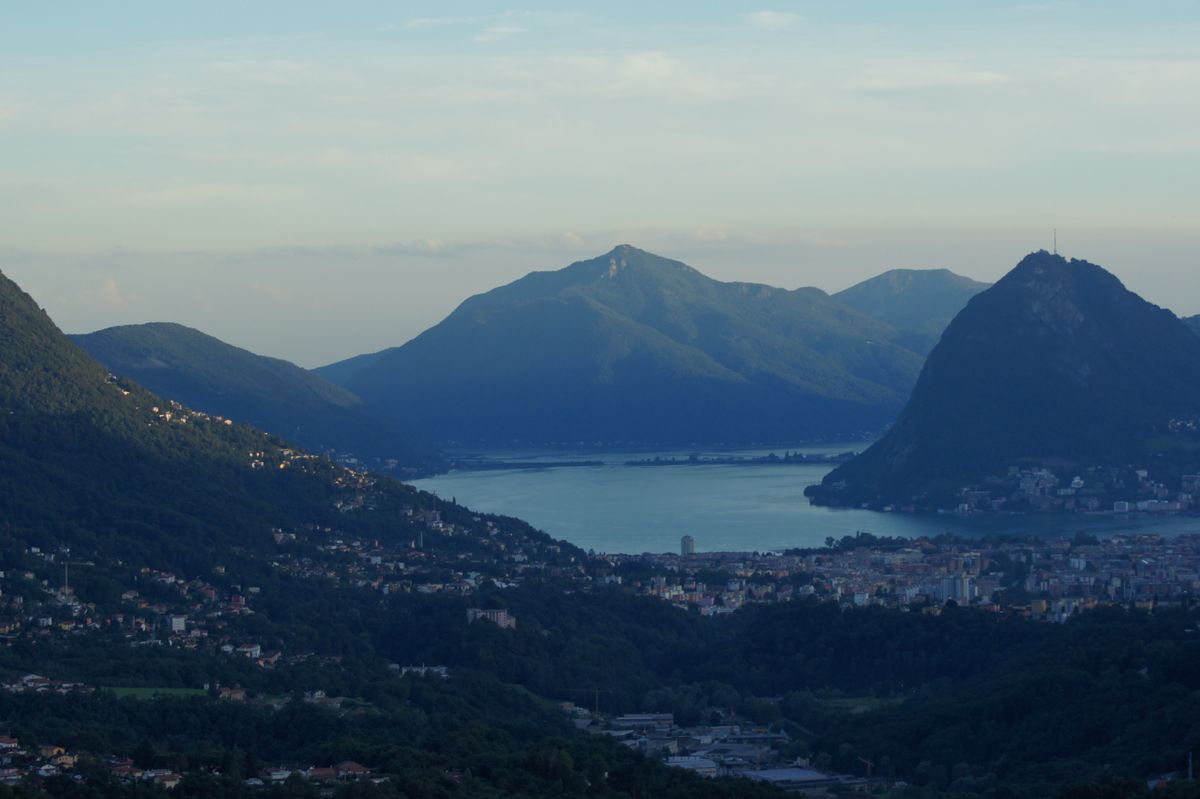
[625,450,858,467]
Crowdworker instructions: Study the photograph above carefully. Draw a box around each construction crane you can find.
[58,547,93,596]
[858,756,875,779]
[569,687,615,717]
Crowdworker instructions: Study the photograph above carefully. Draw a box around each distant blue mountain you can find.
[835,268,989,355]
[319,245,950,445]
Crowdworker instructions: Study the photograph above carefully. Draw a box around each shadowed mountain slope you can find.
[808,251,1200,509]
[72,323,439,475]
[0,269,537,572]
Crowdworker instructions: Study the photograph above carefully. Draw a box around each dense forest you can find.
[6,577,1200,798]
[0,671,787,799]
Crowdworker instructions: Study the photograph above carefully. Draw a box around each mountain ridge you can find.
[72,322,440,475]
[321,245,943,445]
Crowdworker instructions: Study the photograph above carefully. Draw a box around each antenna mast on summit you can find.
[1053,228,1057,255]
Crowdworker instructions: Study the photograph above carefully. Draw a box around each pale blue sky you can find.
[2,2,1198,365]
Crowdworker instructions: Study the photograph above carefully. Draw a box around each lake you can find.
[410,445,1200,554]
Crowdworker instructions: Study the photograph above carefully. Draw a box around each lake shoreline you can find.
[411,445,1200,555]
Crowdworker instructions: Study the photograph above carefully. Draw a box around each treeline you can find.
[377,588,1200,796]
[0,671,783,799]
[9,558,1200,797]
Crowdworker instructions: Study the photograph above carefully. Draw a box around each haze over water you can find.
[412,445,1200,554]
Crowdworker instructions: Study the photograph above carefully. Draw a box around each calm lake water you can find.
[410,445,1200,554]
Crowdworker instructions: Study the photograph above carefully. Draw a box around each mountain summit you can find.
[834,268,989,354]
[808,251,1200,509]
[319,245,928,444]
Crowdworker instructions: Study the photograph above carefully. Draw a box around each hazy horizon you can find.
[4,1,1198,366]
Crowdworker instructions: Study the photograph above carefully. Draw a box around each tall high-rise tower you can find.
[680,535,695,557]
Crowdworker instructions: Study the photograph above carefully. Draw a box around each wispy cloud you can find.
[53,276,130,314]
[375,238,455,257]
[851,65,1011,93]
[114,183,306,209]
[208,58,310,86]
[390,10,557,42]
[0,97,25,128]
[257,284,292,304]
[4,1,1197,300]
[394,16,484,31]
[473,25,527,44]
[91,277,126,309]
[614,51,735,99]
[747,10,803,31]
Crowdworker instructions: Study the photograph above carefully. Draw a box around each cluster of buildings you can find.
[0,733,377,792]
[6,516,1199,670]
[466,608,517,629]
[146,400,235,430]
[953,466,1200,515]
[242,761,374,787]
[1,674,90,695]
[566,709,871,795]
[0,740,90,785]
[607,533,1200,621]
[0,488,573,655]
[629,571,794,616]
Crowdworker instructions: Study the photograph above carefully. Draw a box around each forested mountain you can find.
[808,251,1200,509]
[834,268,989,355]
[319,245,928,445]
[2,267,777,799]
[1184,315,1200,336]
[0,269,533,572]
[72,323,439,476]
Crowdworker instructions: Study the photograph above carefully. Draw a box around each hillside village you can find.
[1,440,1198,795]
[4,513,1199,663]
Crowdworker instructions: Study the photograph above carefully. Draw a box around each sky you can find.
[2,1,1198,366]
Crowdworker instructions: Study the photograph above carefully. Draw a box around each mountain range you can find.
[72,323,439,475]
[808,251,1200,509]
[3,261,1198,797]
[318,245,985,446]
